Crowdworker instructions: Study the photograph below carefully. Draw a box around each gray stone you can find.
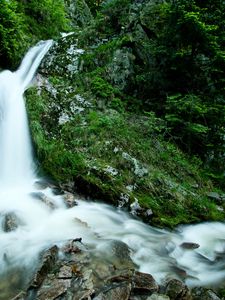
[207,192,221,202]
[192,287,221,300]
[132,271,159,295]
[36,278,71,300]
[65,0,93,28]
[58,265,72,279]
[33,180,49,190]
[2,212,22,232]
[94,284,131,300]
[180,242,200,250]
[30,245,58,288]
[165,279,191,300]
[30,192,56,209]
[63,192,77,208]
[147,293,170,300]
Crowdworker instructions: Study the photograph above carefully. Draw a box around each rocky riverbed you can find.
[11,237,222,300]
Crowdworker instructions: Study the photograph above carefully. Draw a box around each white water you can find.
[0,41,225,294]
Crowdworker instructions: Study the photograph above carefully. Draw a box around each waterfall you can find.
[0,42,225,298]
[0,41,53,187]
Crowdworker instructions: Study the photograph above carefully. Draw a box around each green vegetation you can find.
[0,0,68,68]
[26,74,225,227]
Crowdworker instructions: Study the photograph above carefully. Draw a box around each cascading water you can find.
[0,41,225,298]
[0,41,53,187]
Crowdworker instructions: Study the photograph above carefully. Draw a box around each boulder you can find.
[180,243,200,250]
[165,279,192,300]
[65,0,93,28]
[132,271,159,295]
[2,212,22,232]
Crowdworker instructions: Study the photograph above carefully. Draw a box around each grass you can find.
[25,77,225,228]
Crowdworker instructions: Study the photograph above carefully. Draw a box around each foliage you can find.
[0,0,69,68]
[85,0,103,14]
[0,0,27,67]
[22,0,69,39]
[26,81,225,228]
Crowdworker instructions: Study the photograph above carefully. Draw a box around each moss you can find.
[25,80,225,228]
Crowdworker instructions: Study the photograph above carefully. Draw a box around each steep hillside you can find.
[25,0,225,228]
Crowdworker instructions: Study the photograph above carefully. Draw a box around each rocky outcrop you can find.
[65,0,93,28]
[12,239,222,300]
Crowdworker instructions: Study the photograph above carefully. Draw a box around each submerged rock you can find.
[63,192,77,208]
[2,212,23,232]
[180,243,200,250]
[30,192,56,210]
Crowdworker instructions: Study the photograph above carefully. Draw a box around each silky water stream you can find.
[0,41,225,298]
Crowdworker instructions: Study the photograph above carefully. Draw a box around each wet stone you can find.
[58,265,72,279]
[30,192,56,209]
[132,271,159,295]
[2,212,22,232]
[63,192,77,208]
[94,283,132,300]
[36,278,71,300]
[33,181,49,190]
[30,245,58,288]
[165,279,191,300]
[180,242,200,250]
[191,287,221,300]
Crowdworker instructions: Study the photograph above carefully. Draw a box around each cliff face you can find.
[25,0,225,228]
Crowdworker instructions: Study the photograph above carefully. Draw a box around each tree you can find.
[0,0,27,67]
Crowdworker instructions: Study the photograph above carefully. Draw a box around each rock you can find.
[62,238,83,254]
[33,180,49,190]
[30,192,56,209]
[147,293,170,300]
[132,271,159,295]
[2,212,22,232]
[63,192,77,207]
[180,243,200,250]
[107,48,135,90]
[94,284,132,300]
[29,245,58,288]
[58,265,73,279]
[165,279,191,300]
[65,0,93,28]
[102,240,134,269]
[191,287,221,300]
[36,278,71,300]
[207,192,221,203]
